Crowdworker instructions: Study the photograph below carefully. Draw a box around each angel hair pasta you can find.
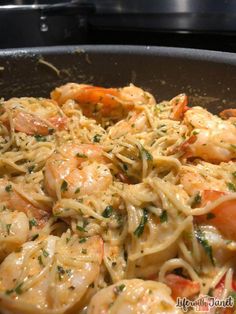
[0,83,236,314]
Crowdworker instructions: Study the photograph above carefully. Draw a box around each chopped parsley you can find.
[28,165,35,173]
[81,248,87,254]
[160,210,168,223]
[38,255,44,266]
[76,225,87,233]
[5,185,12,192]
[31,234,39,241]
[34,135,47,142]
[123,163,128,171]
[229,291,236,304]
[42,249,49,257]
[195,228,215,265]
[29,218,37,230]
[76,153,87,158]
[141,146,153,161]
[192,192,202,207]
[75,187,80,194]
[102,205,113,218]
[227,182,236,192]
[114,284,126,295]
[6,282,24,295]
[61,180,68,192]
[6,223,11,235]
[232,171,236,178]
[134,208,148,237]
[79,237,87,243]
[57,265,65,280]
[230,144,236,151]
[93,134,102,143]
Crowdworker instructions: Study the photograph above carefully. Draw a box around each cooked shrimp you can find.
[51,83,155,121]
[164,274,200,300]
[87,279,183,314]
[220,108,236,120]
[108,110,149,139]
[0,232,103,314]
[44,143,112,199]
[170,94,189,121]
[0,97,67,135]
[179,167,228,196]
[0,178,49,226]
[180,106,236,163]
[196,190,236,241]
[0,210,29,261]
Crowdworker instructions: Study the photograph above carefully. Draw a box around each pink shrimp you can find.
[51,83,156,121]
[0,97,68,135]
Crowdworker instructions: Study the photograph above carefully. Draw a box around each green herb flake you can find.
[57,265,65,280]
[31,234,39,241]
[79,237,87,243]
[29,218,37,230]
[5,288,14,295]
[134,208,148,237]
[6,223,11,235]
[141,146,153,161]
[38,255,44,266]
[61,180,68,192]
[76,225,87,233]
[160,210,168,223]
[123,164,128,171]
[192,192,202,207]
[102,205,113,218]
[14,282,24,295]
[232,171,236,178]
[229,291,236,304]
[195,228,215,265]
[227,182,236,192]
[28,165,35,173]
[76,153,87,158]
[66,237,71,244]
[42,249,49,258]
[81,248,87,254]
[34,135,47,142]
[114,284,126,295]
[75,187,80,194]
[5,185,12,192]
[93,134,102,143]
[230,144,236,151]
[206,213,216,220]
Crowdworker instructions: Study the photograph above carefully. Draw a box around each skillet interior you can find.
[0,45,235,113]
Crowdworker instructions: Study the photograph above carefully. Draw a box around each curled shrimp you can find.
[180,106,236,163]
[0,232,103,314]
[164,274,200,300]
[87,279,183,314]
[170,94,189,121]
[0,97,68,135]
[0,209,29,261]
[196,190,236,241]
[44,143,112,199]
[108,110,149,139]
[51,83,156,121]
[0,178,50,226]
[220,108,236,120]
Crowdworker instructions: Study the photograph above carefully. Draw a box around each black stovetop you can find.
[1,0,236,51]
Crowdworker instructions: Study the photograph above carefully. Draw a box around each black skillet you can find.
[0,45,236,113]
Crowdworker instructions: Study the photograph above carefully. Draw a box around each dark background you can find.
[1,0,236,51]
